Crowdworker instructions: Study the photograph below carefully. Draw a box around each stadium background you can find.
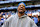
[0,0,40,27]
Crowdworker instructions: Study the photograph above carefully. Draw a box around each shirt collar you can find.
[20,15,27,18]
[16,13,27,19]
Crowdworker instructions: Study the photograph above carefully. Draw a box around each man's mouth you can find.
[20,8,23,10]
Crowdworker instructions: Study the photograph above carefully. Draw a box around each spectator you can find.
[32,15,38,25]
[35,14,38,18]
[0,15,4,27]
[1,12,3,15]
[3,12,8,19]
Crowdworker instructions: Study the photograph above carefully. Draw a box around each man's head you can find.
[17,2,26,14]
[33,15,36,17]
[35,14,38,18]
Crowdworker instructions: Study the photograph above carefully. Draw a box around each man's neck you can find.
[18,12,24,18]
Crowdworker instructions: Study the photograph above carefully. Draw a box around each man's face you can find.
[35,15,38,18]
[17,3,26,13]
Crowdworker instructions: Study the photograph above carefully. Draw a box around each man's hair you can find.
[18,2,26,7]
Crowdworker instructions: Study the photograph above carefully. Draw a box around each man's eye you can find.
[19,5,21,6]
[23,6,25,7]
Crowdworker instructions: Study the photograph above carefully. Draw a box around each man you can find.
[2,2,37,27]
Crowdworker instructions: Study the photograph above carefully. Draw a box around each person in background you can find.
[35,14,38,19]
[3,12,8,19]
[0,15,4,27]
[32,15,38,26]
[1,12,3,15]
[2,2,37,27]
[0,15,2,27]
[7,12,11,18]
[35,14,39,25]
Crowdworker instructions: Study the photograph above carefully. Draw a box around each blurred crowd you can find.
[0,11,16,27]
[0,10,40,27]
[32,15,40,27]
